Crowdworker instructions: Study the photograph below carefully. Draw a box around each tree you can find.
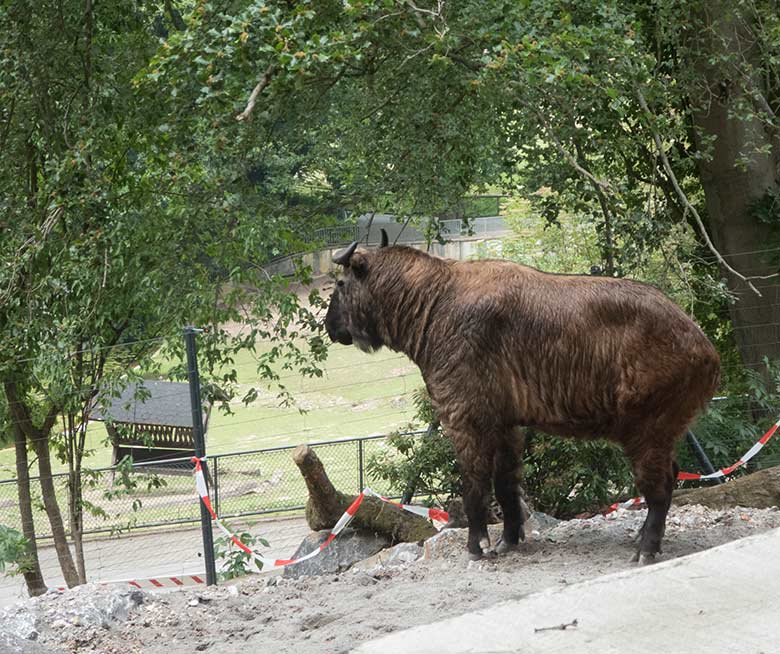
[152,0,780,374]
[0,1,328,595]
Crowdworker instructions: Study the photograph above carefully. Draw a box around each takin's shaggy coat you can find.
[325,238,720,562]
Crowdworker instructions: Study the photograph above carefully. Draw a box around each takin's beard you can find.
[347,319,385,353]
[352,332,384,353]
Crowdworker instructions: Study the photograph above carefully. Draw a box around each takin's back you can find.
[430,259,720,439]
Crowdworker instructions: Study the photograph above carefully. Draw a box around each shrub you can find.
[523,433,633,518]
[213,526,269,580]
[367,387,635,518]
[366,389,461,505]
[0,525,34,576]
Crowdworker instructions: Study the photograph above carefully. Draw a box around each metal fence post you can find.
[212,456,220,517]
[685,430,725,485]
[357,438,364,492]
[184,326,218,585]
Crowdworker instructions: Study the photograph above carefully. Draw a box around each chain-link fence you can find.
[2,398,779,541]
[0,432,422,540]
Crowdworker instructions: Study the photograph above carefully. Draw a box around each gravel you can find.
[3,504,779,654]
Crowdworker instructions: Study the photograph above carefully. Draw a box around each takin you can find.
[324,233,720,563]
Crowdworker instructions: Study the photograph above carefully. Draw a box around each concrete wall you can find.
[264,236,505,278]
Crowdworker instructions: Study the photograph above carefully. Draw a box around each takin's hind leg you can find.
[630,448,677,565]
[493,437,525,555]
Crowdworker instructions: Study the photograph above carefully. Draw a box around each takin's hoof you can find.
[468,548,498,561]
[495,538,519,555]
[630,550,659,565]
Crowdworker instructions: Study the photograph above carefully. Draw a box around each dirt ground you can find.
[4,504,780,654]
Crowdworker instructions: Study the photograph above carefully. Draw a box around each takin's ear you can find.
[350,251,369,278]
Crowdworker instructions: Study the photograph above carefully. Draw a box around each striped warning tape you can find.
[676,419,780,481]
[125,575,205,589]
[606,418,780,513]
[54,574,206,593]
[191,457,448,569]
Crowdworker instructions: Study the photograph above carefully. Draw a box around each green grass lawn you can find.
[0,341,423,479]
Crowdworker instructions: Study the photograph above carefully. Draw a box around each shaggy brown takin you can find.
[325,236,720,563]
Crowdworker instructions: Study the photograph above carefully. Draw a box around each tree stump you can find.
[292,444,437,542]
[673,465,780,510]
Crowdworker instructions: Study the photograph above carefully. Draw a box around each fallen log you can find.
[292,444,437,542]
[673,465,780,510]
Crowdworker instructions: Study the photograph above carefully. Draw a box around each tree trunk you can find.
[292,444,437,542]
[12,423,47,597]
[68,471,87,584]
[3,382,80,587]
[30,433,80,588]
[690,4,780,374]
[674,465,780,509]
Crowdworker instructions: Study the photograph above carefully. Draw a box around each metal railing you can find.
[312,224,360,246]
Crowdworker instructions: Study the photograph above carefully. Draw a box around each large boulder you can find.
[282,528,391,578]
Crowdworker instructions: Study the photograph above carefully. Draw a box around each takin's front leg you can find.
[453,432,496,560]
[493,437,526,554]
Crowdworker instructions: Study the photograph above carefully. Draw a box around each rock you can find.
[0,585,146,644]
[0,600,40,641]
[383,542,423,566]
[299,612,340,631]
[355,541,424,570]
[282,528,391,578]
[0,632,62,654]
[423,523,518,559]
[527,511,560,532]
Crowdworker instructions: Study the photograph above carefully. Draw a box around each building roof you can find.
[91,380,201,428]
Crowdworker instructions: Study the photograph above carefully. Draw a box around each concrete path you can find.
[0,516,309,608]
[354,527,780,654]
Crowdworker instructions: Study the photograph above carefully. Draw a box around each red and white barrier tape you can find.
[191,457,448,569]
[606,418,780,513]
[125,575,206,590]
[676,419,780,481]
[55,574,205,593]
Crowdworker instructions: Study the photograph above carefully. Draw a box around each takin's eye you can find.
[337,280,344,287]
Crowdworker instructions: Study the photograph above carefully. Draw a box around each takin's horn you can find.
[380,228,389,248]
[333,241,359,266]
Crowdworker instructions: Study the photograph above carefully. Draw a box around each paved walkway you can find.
[354,526,780,654]
[0,516,309,608]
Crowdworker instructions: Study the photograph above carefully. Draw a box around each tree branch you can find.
[635,86,777,296]
[573,141,616,275]
[532,109,612,191]
[236,63,275,122]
